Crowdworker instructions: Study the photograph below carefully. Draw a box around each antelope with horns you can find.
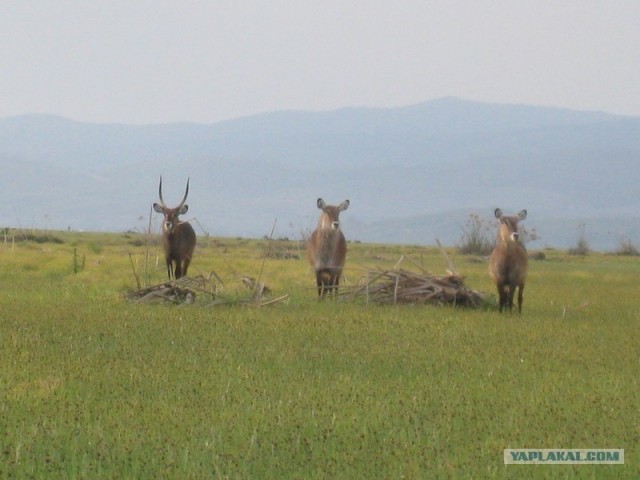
[307,198,350,298]
[488,208,528,313]
[153,176,196,280]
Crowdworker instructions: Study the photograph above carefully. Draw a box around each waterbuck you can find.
[307,198,350,298]
[153,176,196,280]
[488,208,528,313]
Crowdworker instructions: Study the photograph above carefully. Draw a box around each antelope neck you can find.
[319,217,338,230]
[498,234,520,252]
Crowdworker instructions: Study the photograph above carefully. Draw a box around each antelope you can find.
[153,176,196,280]
[307,198,350,298]
[488,208,528,313]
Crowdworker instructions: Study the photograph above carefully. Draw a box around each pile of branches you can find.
[125,272,288,307]
[343,247,488,307]
[237,276,289,307]
[344,268,487,307]
[124,274,218,305]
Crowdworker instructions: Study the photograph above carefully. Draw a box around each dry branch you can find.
[125,271,288,308]
[342,264,488,308]
[124,273,218,305]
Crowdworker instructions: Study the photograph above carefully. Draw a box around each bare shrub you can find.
[613,237,640,256]
[568,237,590,256]
[528,251,546,261]
[568,224,590,256]
[8,229,65,244]
[456,214,495,255]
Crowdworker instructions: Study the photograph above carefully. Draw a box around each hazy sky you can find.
[1,1,639,124]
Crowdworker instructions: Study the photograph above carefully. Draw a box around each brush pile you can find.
[342,248,488,307]
[125,272,289,307]
[125,274,219,305]
[344,268,487,307]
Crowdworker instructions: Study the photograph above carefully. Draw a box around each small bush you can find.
[613,238,640,256]
[88,242,104,254]
[568,237,590,256]
[22,232,65,244]
[529,251,546,261]
[456,214,495,256]
[568,224,590,256]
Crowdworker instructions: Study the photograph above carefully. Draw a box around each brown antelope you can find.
[153,176,196,280]
[488,208,528,313]
[307,198,350,298]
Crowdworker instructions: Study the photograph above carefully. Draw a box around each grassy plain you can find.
[0,231,638,479]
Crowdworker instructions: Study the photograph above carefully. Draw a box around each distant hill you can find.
[1,97,639,250]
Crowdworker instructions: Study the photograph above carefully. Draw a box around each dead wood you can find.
[125,271,288,308]
[124,274,216,305]
[341,255,488,308]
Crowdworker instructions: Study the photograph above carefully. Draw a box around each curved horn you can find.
[158,176,167,207]
[177,178,190,210]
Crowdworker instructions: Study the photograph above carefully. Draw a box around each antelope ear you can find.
[153,203,164,213]
[180,205,189,215]
[518,209,527,220]
[339,200,350,211]
[494,208,503,219]
[317,198,326,210]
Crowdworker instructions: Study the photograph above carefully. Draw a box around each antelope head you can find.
[153,176,190,234]
[317,198,350,231]
[495,208,527,244]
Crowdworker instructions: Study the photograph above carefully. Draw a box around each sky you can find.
[1,0,639,125]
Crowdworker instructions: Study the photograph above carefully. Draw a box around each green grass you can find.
[0,232,638,478]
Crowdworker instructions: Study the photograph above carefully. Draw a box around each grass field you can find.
[1,230,638,478]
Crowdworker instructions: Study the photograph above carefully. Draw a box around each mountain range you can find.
[1,97,639,251]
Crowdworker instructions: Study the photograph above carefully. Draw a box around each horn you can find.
[177,178,190,210]
[158,176,167,207]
